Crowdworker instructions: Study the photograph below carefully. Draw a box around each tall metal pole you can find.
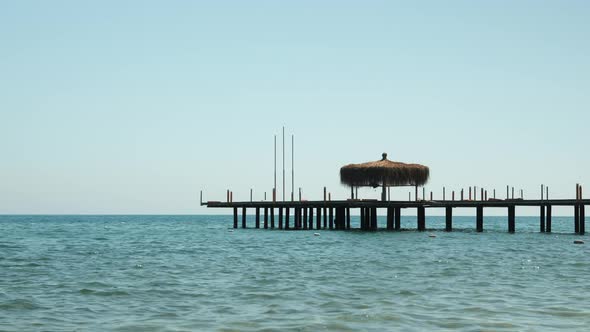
[283,126,285,202]
[272,135,277,200]
[291,135,295,201]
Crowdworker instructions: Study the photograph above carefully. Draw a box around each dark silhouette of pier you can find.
[203,197,587,234]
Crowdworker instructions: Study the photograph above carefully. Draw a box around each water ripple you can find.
[0,215,589,331]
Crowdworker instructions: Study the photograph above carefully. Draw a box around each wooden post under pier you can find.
[264,207,268,229]
[508,206,515,233]
[242,207,247,229]
[580,205,585,235]
[329,207,334,230]
[476,206,483,232]
[255,207,260,229]
[308,207,314,229]
[540,205,545,233]
[360,208,366,230]
[395,207,401,230]
[445,206,452,232]
[316,207,321,229]
[574,183,581,234]
[270,208,275,228]
[285,207,290,229]
[371,207,377,230]
[233,207,238,229]
[387,207,394,230]
[417,206,425,231]
[303,208,308,230]
[346,208,351,230]
[546,205,552,232]
[278,207,283,229]
[339,207,347,230]
[575,204,580,234]
[581,206,585,235]
[323,207,327,229]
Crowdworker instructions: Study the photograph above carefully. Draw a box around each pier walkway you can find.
[204,199,589,234]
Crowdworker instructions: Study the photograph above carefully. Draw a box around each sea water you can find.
[1,215,589,331]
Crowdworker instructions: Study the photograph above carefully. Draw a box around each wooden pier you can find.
[205,198,589,234]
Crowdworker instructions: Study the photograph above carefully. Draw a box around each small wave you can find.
[81,281,111,288]
[79,289,129,296]
[0,298,42,310]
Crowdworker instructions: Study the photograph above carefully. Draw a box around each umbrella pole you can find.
[382,184,386,202]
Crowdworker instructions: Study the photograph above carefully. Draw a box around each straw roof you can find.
[340,153,429,187]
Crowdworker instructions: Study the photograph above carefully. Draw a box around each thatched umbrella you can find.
[340,153,429,201]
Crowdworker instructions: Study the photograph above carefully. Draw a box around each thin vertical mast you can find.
[282,126,285,201]
[291,134,294,201]
[273,135,277,200]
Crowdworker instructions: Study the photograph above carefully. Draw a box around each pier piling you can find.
[233,207,238,229]
[346,208,351,230]
[329,208,334,230]
[417,206,425,231]
[508,206,515,233]
[539,205,545,233]
[264,207,268,229]
[546,205,552,232]
[395,207,401,230]
[255,207,260,229]
[360,208,366,230]
[242,207,247,229]
[285,207,290,229]
[445,206,452,231]
[476,206,483,232]
[316,207,321,229]
[387,207,394,230]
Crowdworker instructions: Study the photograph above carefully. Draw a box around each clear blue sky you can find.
[1,1,589,215]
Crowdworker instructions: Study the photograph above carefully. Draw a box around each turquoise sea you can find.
[1,215,589,331]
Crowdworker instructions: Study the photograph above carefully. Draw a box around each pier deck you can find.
[204,199,588,234]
